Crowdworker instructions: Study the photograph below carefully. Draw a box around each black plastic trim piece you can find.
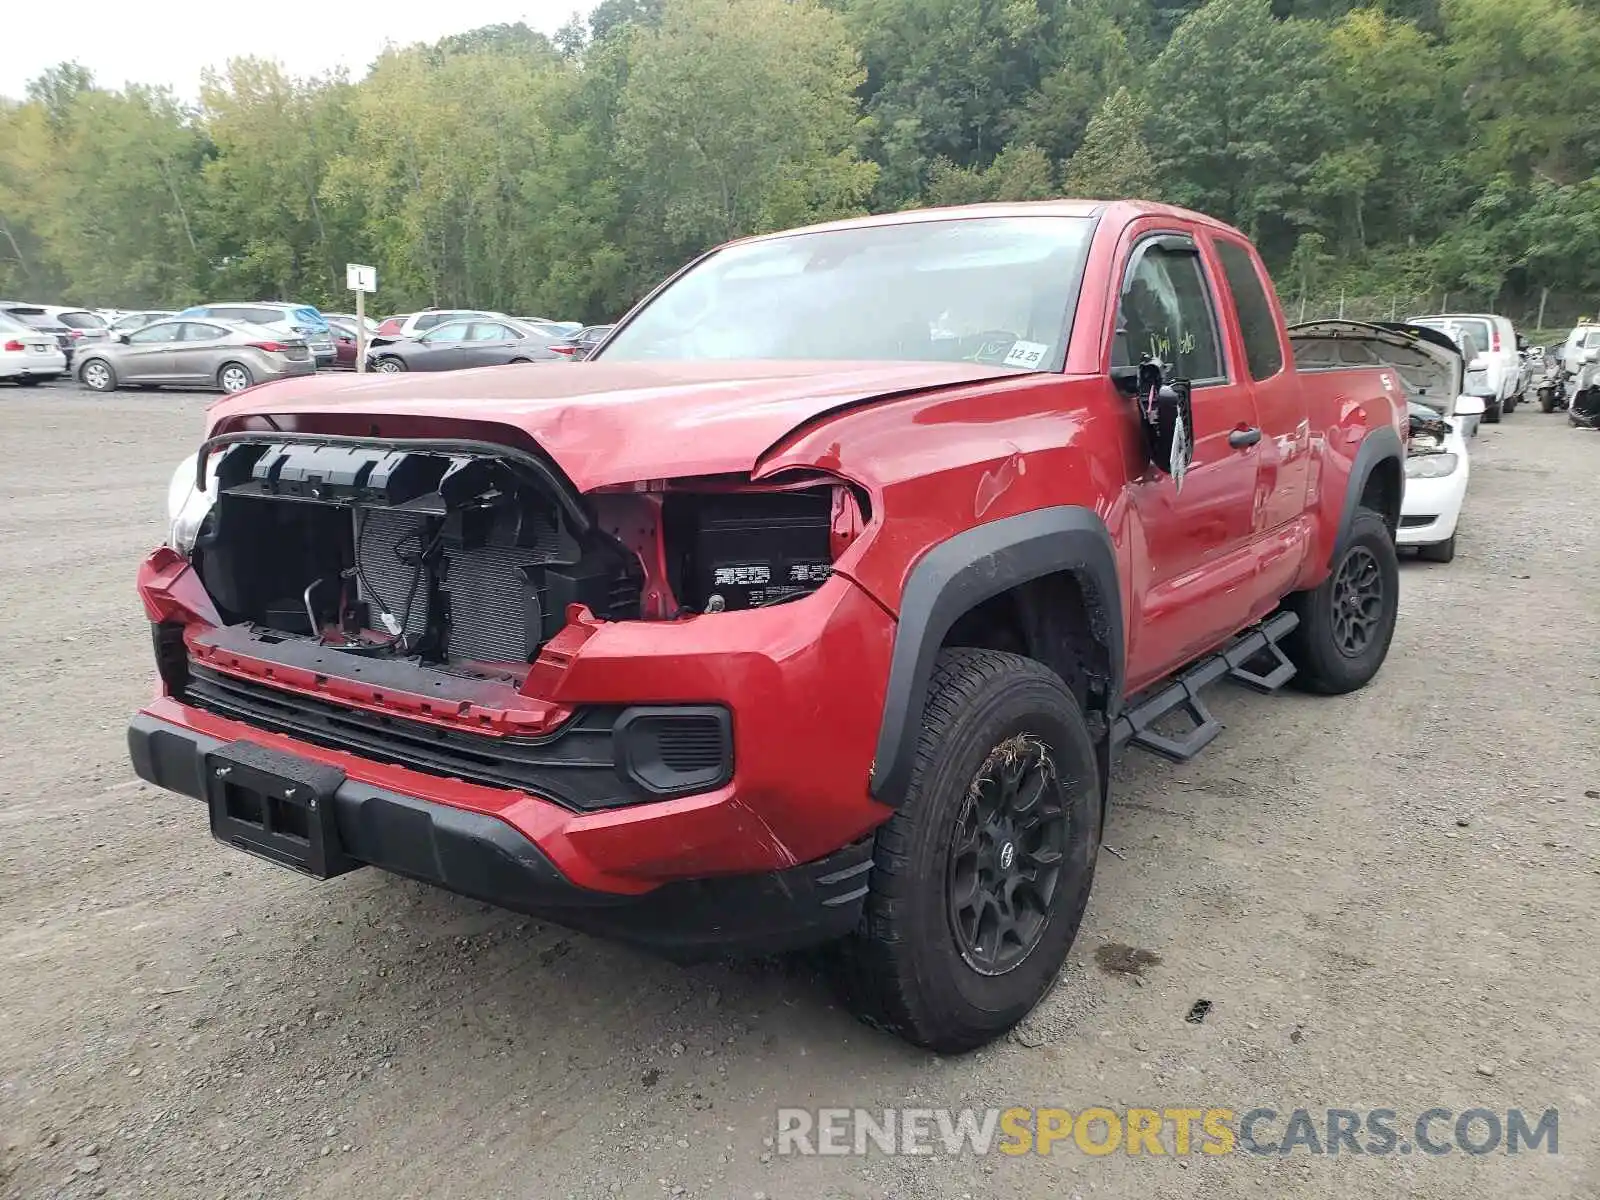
[1333,423,1404,563]
[613,705,734,797]
[1110,610,1299,762]
[868,506,1123,805]
[177,665,723,811]
[196,431,594,536]
[127,714,869,960]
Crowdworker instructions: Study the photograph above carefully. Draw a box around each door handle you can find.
[1229,426,1262,449]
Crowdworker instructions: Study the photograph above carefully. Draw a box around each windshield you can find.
[598,215,1095,367]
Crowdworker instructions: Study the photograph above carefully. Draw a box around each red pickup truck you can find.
[130,201,1408,1052]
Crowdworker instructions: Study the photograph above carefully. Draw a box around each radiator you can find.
[355,508,563,662]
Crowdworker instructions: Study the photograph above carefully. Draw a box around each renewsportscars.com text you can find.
[776,1106,1559,1158]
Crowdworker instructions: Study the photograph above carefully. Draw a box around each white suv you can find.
[1559,323,1600,376]
[1408,313,1526,419]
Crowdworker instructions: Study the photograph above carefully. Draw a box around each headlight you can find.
[166,452,219,555]
[1405,452,1459,479]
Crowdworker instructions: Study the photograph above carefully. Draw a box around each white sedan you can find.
[1399,396,1484,563]
[0,311,67,385]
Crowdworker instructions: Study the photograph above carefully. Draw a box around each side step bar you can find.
[1110,611,1300,763]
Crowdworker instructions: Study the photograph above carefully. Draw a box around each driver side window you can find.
[1113,239,1225,384]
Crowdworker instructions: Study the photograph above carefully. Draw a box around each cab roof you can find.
[723,199,1246,247]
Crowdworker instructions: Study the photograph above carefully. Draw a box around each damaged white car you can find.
[1290,320,1483,563]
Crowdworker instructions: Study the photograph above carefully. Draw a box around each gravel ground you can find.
[1,380,1597,1200]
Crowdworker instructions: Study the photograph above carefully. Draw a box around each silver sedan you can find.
[74,318,317,393]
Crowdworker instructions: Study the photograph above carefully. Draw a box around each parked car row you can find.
[3,301,606,394]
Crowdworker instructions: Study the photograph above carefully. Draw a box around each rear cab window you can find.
[1213,238,1284,380]
[56,311,107,329]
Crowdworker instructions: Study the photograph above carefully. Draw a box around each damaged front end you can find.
[140,430,878,826]
[185,435,644,668]
[1407,405,1450,451]
[1570,363,1600,428]
[155,430,868,689]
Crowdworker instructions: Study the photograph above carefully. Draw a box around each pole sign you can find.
[346,264,376,372]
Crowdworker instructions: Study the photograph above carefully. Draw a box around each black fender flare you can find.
[1332,424,1404,562]
[868,506,1124,806]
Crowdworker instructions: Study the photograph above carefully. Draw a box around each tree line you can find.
[3,0,1599,330]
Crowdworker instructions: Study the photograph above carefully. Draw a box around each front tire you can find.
[376,356,406,373]
[1417,533,1456,564]
[78,358,116,392]
[1283,508,1399,694]
[837,649,1102,1053]
[1484,398,1503,423]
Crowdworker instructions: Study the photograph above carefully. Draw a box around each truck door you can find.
[1209,235,1311,539]
[1114,231,1264,685]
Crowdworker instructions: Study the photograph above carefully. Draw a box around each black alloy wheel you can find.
[1329,544,1384,658]
[947,735,1067,976]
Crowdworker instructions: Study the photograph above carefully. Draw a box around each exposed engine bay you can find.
[187,435,861,673]
[1407,405,1451,453]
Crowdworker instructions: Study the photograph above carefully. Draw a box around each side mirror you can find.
[1120,360,1194,487]
[115,332,129,344]
[1454,395,1486,417]
[1110,363,1141,395]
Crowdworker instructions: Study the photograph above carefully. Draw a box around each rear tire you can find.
[1417,533,1456,564]
[1484,398,1502,423]
[836,648,1102,1054]
[1540,391,1559,413]
[16,376,42,386]
[78,358,116,392]
[1283,508,1399,694]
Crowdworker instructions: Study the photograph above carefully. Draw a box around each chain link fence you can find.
[1284,289,1598,343]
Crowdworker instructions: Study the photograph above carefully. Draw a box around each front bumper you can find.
[135,556,896,893]
[1397,466,1467,545]
[129,713,872,958]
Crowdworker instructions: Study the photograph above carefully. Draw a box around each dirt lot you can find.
[1,381,1597,1200]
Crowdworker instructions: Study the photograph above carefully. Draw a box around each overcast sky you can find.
[1,0,582,102]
